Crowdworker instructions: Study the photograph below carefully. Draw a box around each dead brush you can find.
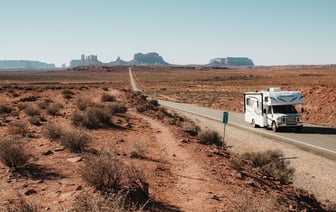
[0,103,12,114]
[46,102,63,116]
[7,121,30,137]
[60,129,91,153]
[44,123,63,140]
[4,195,38,212]
[62,89,75,99]
[24,104,41,116]
[0,137,31,169]
[72,106,112,129]
[105,102,128,115]
[101,93,116,102]
[198,130,222,146]
[243,149,295,184]
[76,96,95,111]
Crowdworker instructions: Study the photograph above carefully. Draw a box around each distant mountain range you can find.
[0,53,255,69]
[0,60,55,69]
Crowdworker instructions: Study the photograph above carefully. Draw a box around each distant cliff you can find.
[109,52,170,66]
[209,57,254,67]
[0,60,55,69]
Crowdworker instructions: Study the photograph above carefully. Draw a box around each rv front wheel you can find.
[272,122,278,132]
[252,119,257,128]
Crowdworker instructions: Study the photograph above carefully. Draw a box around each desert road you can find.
[129,68,336,158]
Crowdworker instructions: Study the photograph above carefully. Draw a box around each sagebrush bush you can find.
[24,104,41,116]
[5,195,38,212]
[8,121,30,137]
[0,103,12,114]
[72,106,112,129]
[101,93,116,102]
[198,130,222,146]
[76,96,95,110]
[60,129,91,153]
[45,123,63,140]
[0,137,30,169]
[105,102,127,115]
[81,152,123,193]
[46,103,63,116]
[62,89,75,99]
[38,99,52,109]
[20,96,37,102]
[28,116,41,126]
[243,150,295,183]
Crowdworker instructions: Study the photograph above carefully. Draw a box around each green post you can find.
[222,112,229,148]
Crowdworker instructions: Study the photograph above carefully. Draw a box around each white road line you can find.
[160,101,336,155]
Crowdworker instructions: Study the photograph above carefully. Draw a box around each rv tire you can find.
[272,122,278,132]
[252,119,257,128]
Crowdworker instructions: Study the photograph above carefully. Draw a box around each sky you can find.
[1,0,336,67]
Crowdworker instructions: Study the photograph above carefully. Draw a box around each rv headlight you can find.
[277,117,282,123]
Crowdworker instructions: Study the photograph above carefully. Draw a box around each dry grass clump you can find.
[101,93,116,102]
[81,152,149,204]
[72,106,112,129]
[45,123,63,140]
[198,130,222,146]
[4,195,38,212]
[24,104,41,116]
[62,89,75,99]
[0,137,31,169]
[59,129,91,153]
[0,103,12,114]
[38,99,53,109]
[46,103,63,116]
[72,191,126,212]
[76,96,95,111]
[243,150,295,184]
[28,116,42,126]
[105,102,128,115]
[7,121,30,137]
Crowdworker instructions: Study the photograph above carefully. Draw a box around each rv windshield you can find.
[272,105,298,114]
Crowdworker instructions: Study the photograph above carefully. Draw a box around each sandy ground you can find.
[176,111,336,204]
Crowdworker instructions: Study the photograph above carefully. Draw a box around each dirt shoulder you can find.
[175,111,336,205]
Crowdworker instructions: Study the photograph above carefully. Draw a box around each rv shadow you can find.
[299,126,336,135]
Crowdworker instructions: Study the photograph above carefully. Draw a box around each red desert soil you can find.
[0,83,328,211]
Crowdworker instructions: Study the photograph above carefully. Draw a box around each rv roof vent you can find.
[268,87,281,92]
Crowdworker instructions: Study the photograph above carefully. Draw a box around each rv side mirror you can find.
[263,109,266,114]
[301,108,304,113]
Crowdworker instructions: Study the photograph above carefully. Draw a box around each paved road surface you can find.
[129,68,336,158]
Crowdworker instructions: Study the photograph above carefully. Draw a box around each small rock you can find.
[55,147,65,152]
[76,185,82,191]
[211,195,220,201]
[67,157,82,163]
[172,154,176,157]
[25,189,37,196]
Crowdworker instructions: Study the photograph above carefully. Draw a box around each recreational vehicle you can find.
[244,87,304,132]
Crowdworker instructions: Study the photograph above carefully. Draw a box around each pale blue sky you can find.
[1,0,335,66]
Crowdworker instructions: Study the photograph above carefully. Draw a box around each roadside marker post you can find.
[222,112,229,148]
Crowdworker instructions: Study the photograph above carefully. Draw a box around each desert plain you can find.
[0,65,335,211]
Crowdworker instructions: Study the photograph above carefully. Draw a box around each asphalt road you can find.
[129,68,336,158]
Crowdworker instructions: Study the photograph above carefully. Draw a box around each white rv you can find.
[244,87,304,132]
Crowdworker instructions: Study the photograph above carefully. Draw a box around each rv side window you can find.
[264,96,268,102]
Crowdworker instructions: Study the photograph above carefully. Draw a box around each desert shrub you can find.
[198,130,222,146]
[129,141,146,159]
[125,166,149,204]
[76,96,95,110]
[72,191,125,212]
[72,107,112,129]
[183,122,201,136]
[20,96,37,102]
[45,123,63,140]
[28,116,41,126]
[81,152,123,193]
[0,103,12,114]
[105,102,128,115]
[101,86,109,91]
[5,195,38,212]
[46,103,63,116]
[17,103,28,111]
[62,89,75,99]
[24,105,41,116]
[101,93,116,102]
[38,99,53,109]
[0,137,30,169]
[60,129,91,153]
[243,150,295,183]
[8,121,30,137]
